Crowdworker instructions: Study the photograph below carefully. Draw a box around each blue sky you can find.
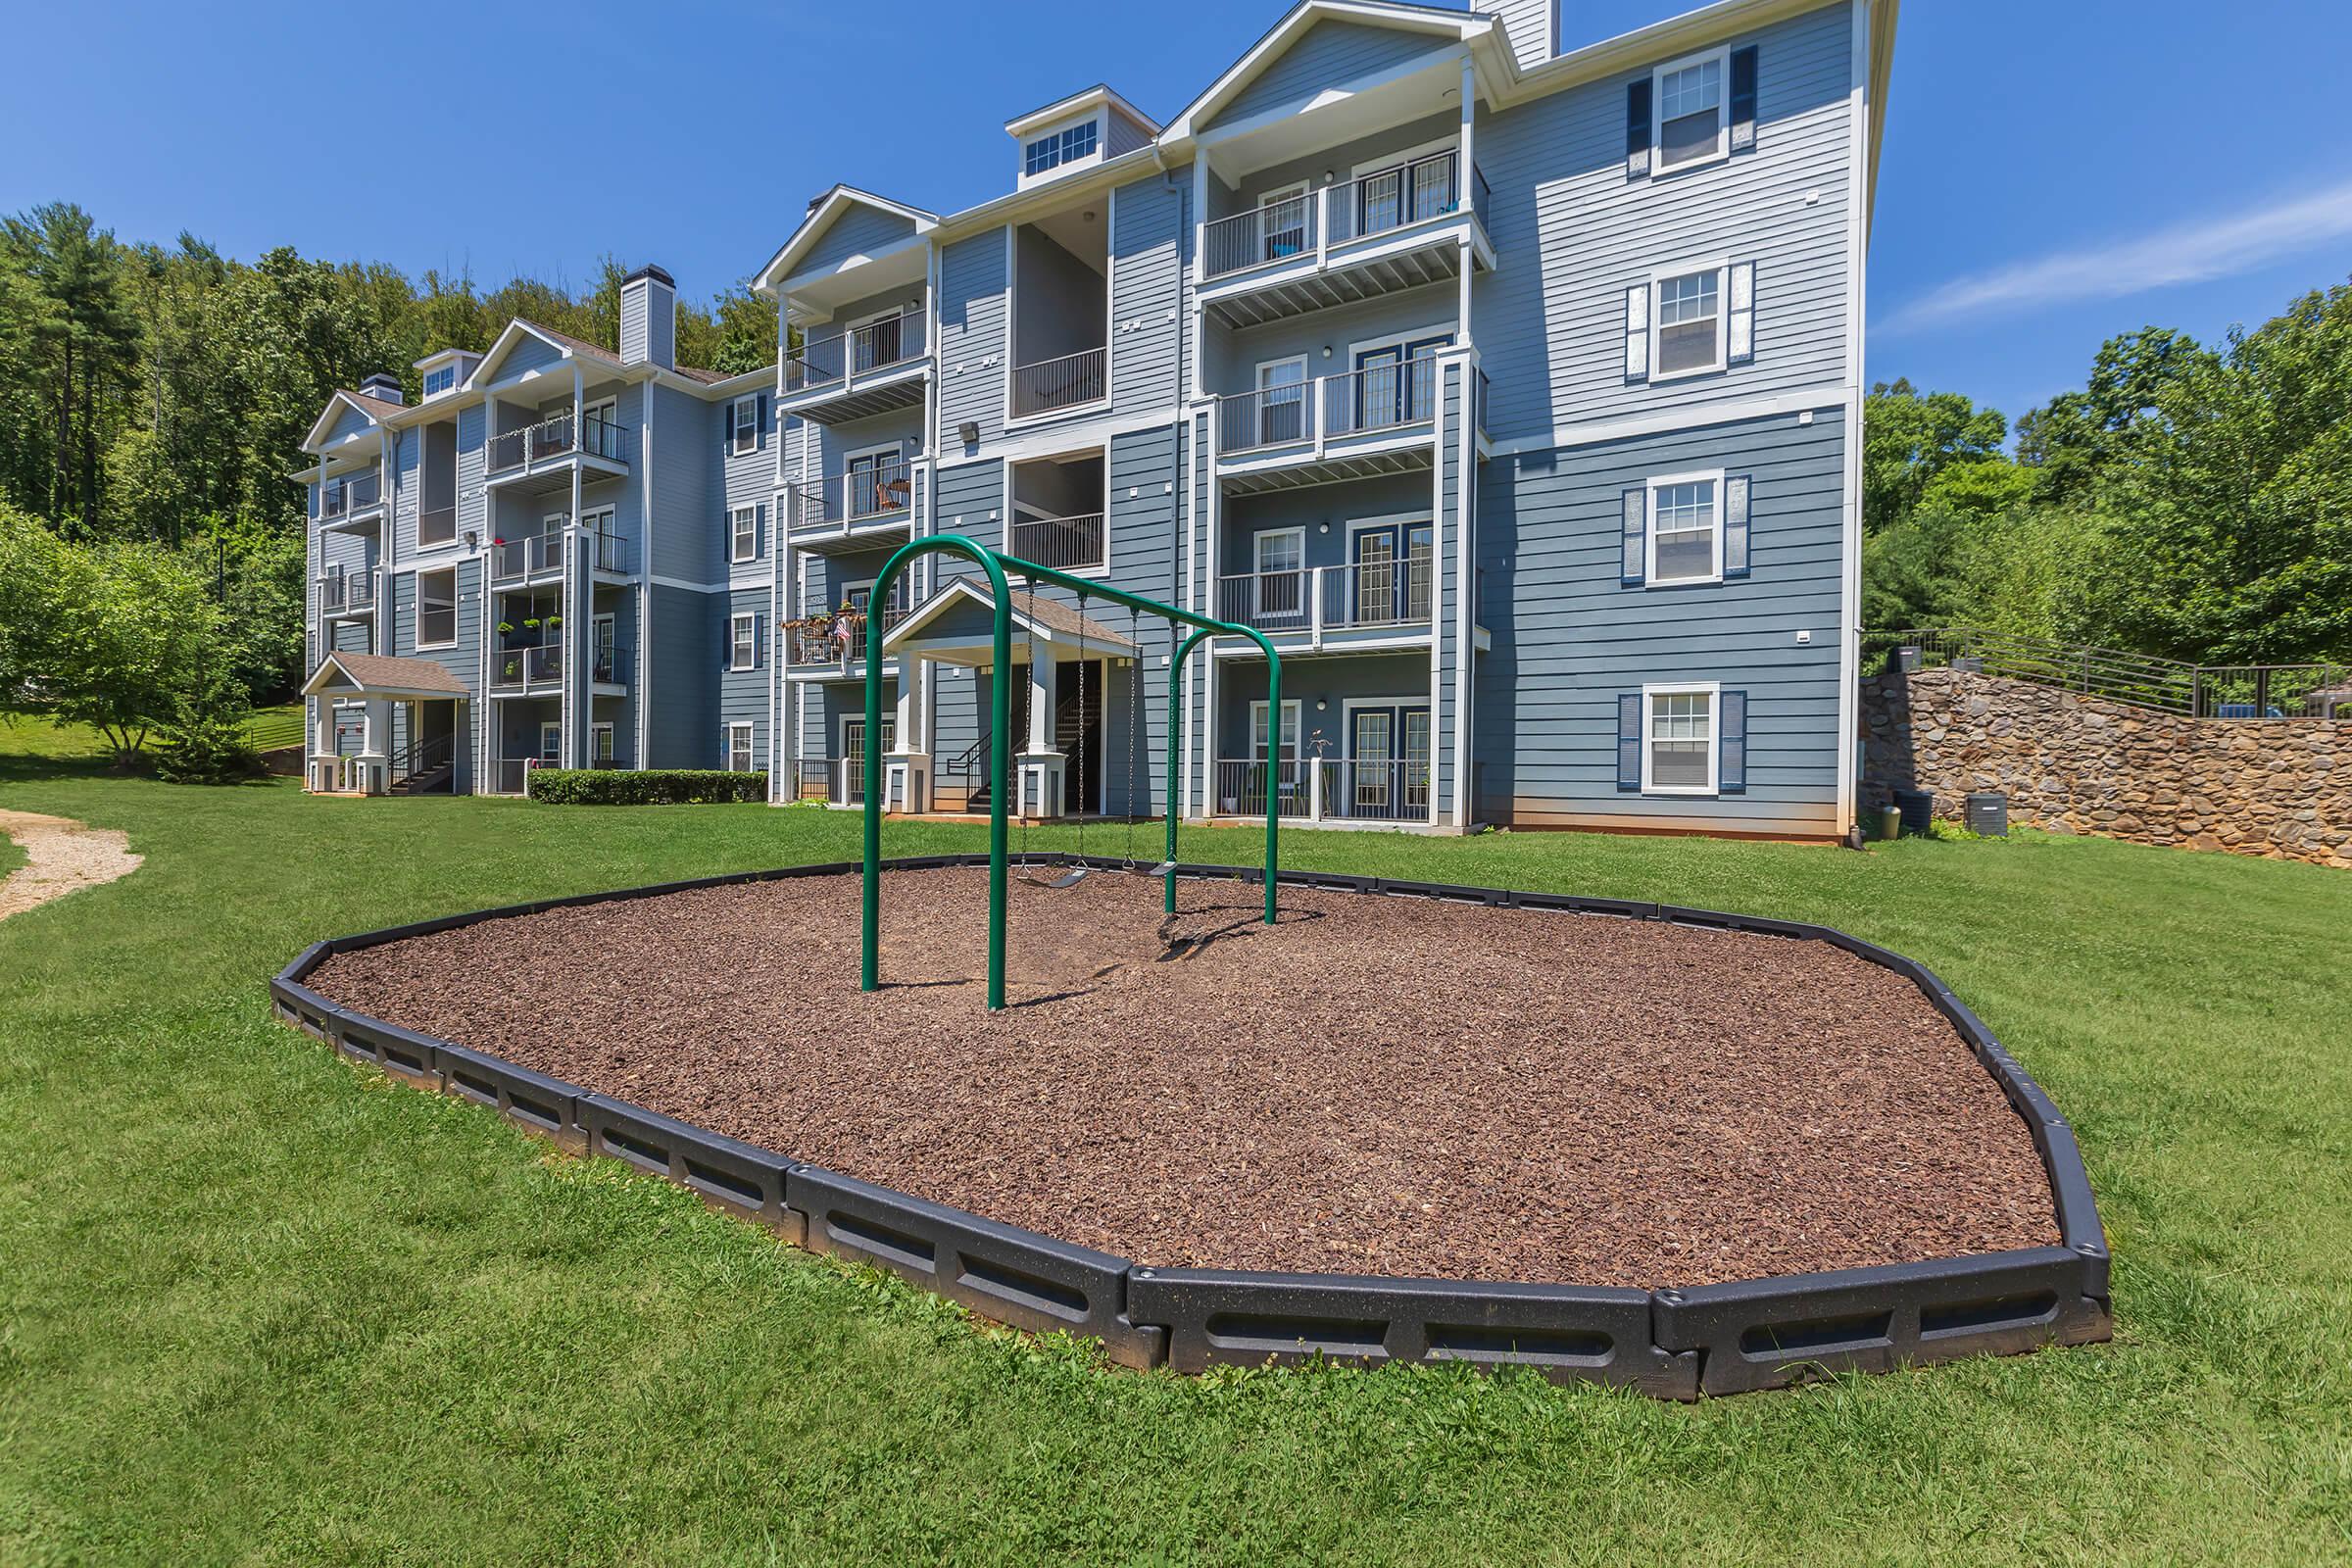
[6,0,2347,427]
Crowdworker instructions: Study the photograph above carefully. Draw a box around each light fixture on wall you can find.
[1317,521,1330,534]
[1321,346,1333,359]
[958,419,980,446]
[1315,698,1328,710]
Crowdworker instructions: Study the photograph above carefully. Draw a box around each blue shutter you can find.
[1621,488,1646,585]
[1616,693,1642,792]
[1730,46,1759,153]
[1625,77,1652,180]
[1719,690,1748,794]
[1724,475,1752,578]
[753,611,764,669]
[757,392,770,449]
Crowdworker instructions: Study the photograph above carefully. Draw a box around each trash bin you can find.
[1965,792,2009,837]
[1895,645,1923,674]
[1892,786,1935,837]
[1869,805,1902,842]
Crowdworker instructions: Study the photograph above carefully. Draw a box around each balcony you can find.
[318,468,384,527]
[781,308,929,424]
[490,643,564,693]
[317,570,376,617]
[485,410,629,491]
[1214,359,1483,493]
[491,532,566,586]
[1214,561,1435,648]
[1199,151,1493,328]
[790,606,911,673]
[1008,511,1105,572]
[785,459,916,554]
[1008,347,1106,419]
[589,642,631,689]
[1211,757,1430,825]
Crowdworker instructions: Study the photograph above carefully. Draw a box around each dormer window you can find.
[422,365,457,400]
[1023,119,1098,179]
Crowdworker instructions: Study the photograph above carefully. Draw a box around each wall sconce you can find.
[1317,521,1330,534]
[957,419,980,446]
[1315,698,1328,710]
[465,530,477,551]
[1321,345,1333,359]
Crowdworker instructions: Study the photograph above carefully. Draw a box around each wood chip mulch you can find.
[305,867,2060,1288]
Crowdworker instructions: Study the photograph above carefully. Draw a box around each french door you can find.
[1260,184,1309,262]
[1257,358,1306,445]
[1349,522,1433,625]
[841,713,898,805]
[1348,704,1431,819]
[1351,334,1450,432]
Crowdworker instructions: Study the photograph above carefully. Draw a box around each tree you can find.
[0,204,140,534]
[1862,379,2008,537]
[0,502,230,765]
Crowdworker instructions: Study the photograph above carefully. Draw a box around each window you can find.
[1250,700,1301,760]
[1643,685,1717,794]
[1255,357,1306,446]
[726,722,754,773]
[1654,50,1728,172]
[1646,471,1723,584]
[1251,527,1305,619]
[1653,268,1724,379]
[731,395,759,457]
[590,722,615,766]
[418,421,459,547]
[1259,183,1309,261]
[422,365,457,399]
[1023,119,1099,177]
[415,566,457,649]
[729,612,758,671]
[730,505,759,564]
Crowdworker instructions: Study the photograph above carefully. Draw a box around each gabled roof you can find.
[1158,0,1492,142]
[1004,83,1159,138]
[752,185,938,296]
[467,318,620,387]
[883,580,1140,660]
[300,389,397,454]
[301,652,469,701]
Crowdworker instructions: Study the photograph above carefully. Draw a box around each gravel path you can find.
[307,868,2060,1288]
[0,809,142,923]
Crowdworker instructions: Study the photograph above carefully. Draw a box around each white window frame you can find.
[1251,526,1305,617]
[413,565,458,650]
[731,394,760,457]
[422,365,456,399]
[725,721,755,774]
[729,612,758,671]
[1644,468,1727,587]
[1249,699,1301,760]
[1649,262,1730,383]
[589,721,615,765]
[1253,355,1308,446]
[1641,680,1720,796]
[538,721,563,763]
[1651,46,1732,176]
[1021,113,1104,184]
[729,504,759,564]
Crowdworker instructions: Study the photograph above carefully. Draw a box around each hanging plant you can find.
[497,620,514,636]
[546,614,562,629]
[521,617,541,631]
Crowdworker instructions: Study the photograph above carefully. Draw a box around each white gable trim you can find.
[468,319,586,387]
[1159,0,1492,142]
[753,186,940,298]
[300,391,382,454]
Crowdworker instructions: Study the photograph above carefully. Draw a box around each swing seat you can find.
[1144,861,1177,878]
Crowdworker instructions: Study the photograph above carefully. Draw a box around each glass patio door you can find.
[841,714,898,805]
[1257,359,1306,445]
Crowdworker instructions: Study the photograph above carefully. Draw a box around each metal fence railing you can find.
[319,468,382,520]
[786,308,928,392]
[318,570,375,615]
[1009,347,1105,417]
[1218,359,1441,455]
[1200,153,1490,281]
[789,459,913,532]
[1870,628,2352,720]
[1009,511,1105,571]
[492,532,565,583]
[1212,759,1309,819]
[1214,561,1434,634]
[1320,757,1431,821]
[486,411,627,475]
[491,644,564,690]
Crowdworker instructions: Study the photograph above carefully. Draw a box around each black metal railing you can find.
[785,308,928,392]
[486,411,628,475]
[319,468,382,520]
[1008,512,1105,571]
[1009,347,1106,417]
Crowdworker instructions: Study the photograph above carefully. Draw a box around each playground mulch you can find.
[305,866,2060,1288]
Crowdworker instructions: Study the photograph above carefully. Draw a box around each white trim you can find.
[1640,680,1721,796]
[729,611,759,671]
[1650,45,1733,177]
[588,720,615,765]
[1643,467,1727,587]
[729,502,760,564]
[725,720,757,774]
[730,394,760,457]
[1484,385,1844,458]
[413,564,459,650]
[1838,0,1873,836]
[1348,134,1456,182]
[1250,525,1305,617]
[1248,698,1302,760]
[539,721,564,764]
[1647,260,1732,383]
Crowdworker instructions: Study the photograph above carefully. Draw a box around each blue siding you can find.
[324,402,376,446]
[795,202,919,281]
[1111,173,1186,412]
[938,231,1007,451]
[1473,408,1847,833]
[491,329,567,382]
[646,582,720,767]
[1209,20,1450,129]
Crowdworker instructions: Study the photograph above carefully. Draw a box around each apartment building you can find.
[298,0,1897,843]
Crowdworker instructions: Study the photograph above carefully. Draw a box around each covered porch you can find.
[300,653,468,797]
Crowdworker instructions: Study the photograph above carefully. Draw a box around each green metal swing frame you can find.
[860,532,1285,1010]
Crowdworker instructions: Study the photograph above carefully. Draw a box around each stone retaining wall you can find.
[1861,667,2350,869]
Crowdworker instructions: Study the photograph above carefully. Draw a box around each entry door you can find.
[538,721,562,764]
[591,613,616,682]
[845,447,899,519]
[1350,523,1433,624]
[842,714,898,804]
[1257,359,1306,445]
[1353,335,1450,430]
[1349,705,1430,816]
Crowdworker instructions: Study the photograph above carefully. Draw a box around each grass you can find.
[1,749,2347,1565]
[0,703,304,763]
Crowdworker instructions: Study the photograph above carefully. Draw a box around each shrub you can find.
[526,768,767,806]
[152,672,263,785]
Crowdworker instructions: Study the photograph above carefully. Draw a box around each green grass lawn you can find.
[1,756,2347,1565]
[0,704,305,763]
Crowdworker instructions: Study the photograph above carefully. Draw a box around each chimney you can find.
[358,371,405,406]
[619,264,676,370]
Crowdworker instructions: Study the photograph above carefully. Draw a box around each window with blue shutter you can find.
[1719,689,1748,793]
[1625,77,1653,180]
[1724,474,1752,578]
[1730,46,1759,153]
[1616,693,1643,791]
[1621,488,1646,585]
[757,392,769,450]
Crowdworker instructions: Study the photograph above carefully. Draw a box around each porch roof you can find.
[301,652,469,703]
[882,581,1140,667]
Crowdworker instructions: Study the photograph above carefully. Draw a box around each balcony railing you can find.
[491,643,564,690]
[788,459,914,533]
[1209,757,1430,822]
[1008,512,1105,571]
[319,468,382,520]
[1212,758,1310,819]
[1218,359,1441,456]
[317,571,376,615]
[417,505,458,548]
[1214,560,1434,635]
[1201,152,1488,281]
[492,532,565,583]
[492,758,540,796]
[590,642,630,685]
[486,411,628,476]
[589,530,630,573]
[1009,347,1106,417]
[785,308,928,393]
[792,606,911,665]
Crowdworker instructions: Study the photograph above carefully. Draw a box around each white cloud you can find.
[1880,177,2352,335]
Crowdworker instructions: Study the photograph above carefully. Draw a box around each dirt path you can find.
[0,809,142,922]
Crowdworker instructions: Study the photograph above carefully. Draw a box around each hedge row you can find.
[526,768,767,806]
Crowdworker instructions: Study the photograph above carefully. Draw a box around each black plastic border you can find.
[270,852,2113,1396]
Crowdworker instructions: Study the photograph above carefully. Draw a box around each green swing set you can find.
[858,532,1285,1010]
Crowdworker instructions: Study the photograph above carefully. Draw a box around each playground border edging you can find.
[270,853,2114,1397]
